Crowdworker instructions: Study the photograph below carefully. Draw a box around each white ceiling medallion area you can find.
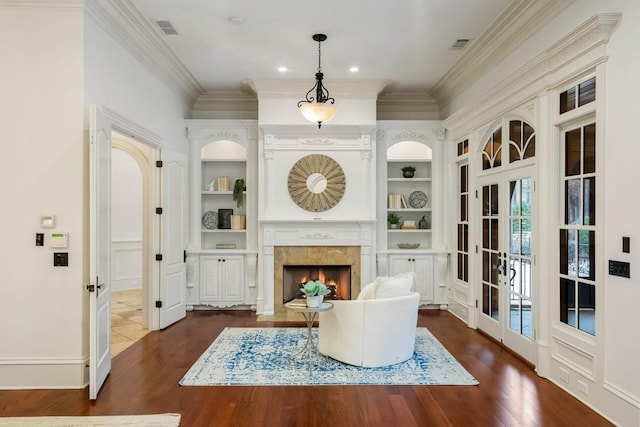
[81,0,575,112]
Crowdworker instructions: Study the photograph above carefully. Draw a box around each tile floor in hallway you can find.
[111,289,149,357]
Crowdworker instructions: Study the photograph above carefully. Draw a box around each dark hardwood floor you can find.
[0,310,613,426]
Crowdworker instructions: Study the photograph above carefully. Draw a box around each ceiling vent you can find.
[153,20,179,36]
[451,38,470,50]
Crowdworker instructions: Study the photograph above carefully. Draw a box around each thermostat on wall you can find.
[50,232,68,248]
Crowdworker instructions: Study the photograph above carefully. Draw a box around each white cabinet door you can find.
[388,256,412,278]
[389,254,434,304]
[222,256,245,301]
[200,256,224,302]
[412,255,434,302]
[199,255,245,306]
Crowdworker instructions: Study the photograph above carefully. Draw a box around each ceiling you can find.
[129,0,512,95]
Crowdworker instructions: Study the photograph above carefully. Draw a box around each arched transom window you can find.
[482,120,536,171]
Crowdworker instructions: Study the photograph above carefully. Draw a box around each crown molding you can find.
[191,91,258,120]
[377,91,440,120]
[0,0,83,8]
[431,0,575,115]
[443,13,621,134]
[84,0,204,108]
[246,79,391,99]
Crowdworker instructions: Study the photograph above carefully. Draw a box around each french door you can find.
[477,166,536,364]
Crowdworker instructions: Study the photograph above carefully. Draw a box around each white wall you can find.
[443,1,640,424]
[599,0,640,404]
[111,148,143,291]
[111,148,142,241]
[0,5,86,388]
[0,4,190,388]
[83,18,190,151]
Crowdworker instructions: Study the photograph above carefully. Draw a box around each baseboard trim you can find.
[0,357,88,389]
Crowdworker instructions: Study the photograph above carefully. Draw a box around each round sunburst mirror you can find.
[287,154,346,212]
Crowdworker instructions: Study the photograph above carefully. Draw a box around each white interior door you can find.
[89,105,112,399]
[476,167,536,364]
[158,148,187,329]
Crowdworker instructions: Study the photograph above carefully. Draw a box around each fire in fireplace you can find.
[282,265,351,303]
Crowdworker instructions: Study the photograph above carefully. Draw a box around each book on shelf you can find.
[400,194,408,208]
[401,224,417,230]
[286,299,307,308]
[215,243,236,249]
[388,194,399,209]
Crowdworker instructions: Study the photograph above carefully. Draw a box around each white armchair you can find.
[318,291,420,367]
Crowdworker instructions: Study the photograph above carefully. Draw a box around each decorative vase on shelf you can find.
[402,166,416,178]
[306,295,323,308]
[419,216,429,229]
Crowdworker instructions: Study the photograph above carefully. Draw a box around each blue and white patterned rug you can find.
[179,327,478,386]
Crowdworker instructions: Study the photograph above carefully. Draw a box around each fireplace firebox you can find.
[283,265,351,303]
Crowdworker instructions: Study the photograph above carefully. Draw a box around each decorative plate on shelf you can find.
[408,191,428,208]
[202,211,218,230]
[398,243,420,249]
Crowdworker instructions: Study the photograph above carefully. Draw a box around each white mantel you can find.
[258,220,376,315]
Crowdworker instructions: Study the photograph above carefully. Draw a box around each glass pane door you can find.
[477,169,536,364]
[477,180,501,340]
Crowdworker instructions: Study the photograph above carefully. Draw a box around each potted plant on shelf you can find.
[401,165,416,178]
[233,178,245,208]
[387,212,402,229]
[300,280,331,308]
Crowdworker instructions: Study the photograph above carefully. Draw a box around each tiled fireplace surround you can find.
[274,245,361,313]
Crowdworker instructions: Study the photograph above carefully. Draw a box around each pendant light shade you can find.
[297,34,336,128]
[299,101,337,125]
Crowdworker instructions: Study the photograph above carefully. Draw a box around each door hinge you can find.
[184,250,187,263]
[475,299,478,308]
[475,245,478,254]
[475,190,478,198]
[156,160,163,168]
[86,284,95,292]
[156,207,163,214]
[155,253,163,261]
[155,300,162,308]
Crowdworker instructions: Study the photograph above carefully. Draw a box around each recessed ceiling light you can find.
[278,66,288,73]
[228,16,245,25]
[349,66,359,73]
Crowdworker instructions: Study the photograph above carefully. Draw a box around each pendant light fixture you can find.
[298,33,336,128]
